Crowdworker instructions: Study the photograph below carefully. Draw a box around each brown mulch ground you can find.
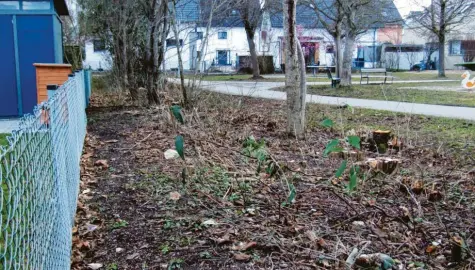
[72,91,475,270]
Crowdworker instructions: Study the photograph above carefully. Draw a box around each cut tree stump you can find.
[370,130,392,153]
[366,157,401,174]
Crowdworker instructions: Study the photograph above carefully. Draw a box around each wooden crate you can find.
[34,63,72,104]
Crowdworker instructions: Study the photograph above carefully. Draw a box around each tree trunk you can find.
[284,0,306,138]
[341,33,355,86]
[438,0,446,78]
[244,22,261,79]
[334,30,342,79]
[171,0,188,106]
[438,38,445,77]
[145,4,159,104]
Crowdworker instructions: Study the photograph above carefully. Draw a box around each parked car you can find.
[411,60,436,71]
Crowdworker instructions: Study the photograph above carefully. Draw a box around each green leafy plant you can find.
[107,263,118,270]
[163,220,175,230]
[323,139,343,157]
[281,183,296,207]
[161,243,171,254]
[199,251,212,259]
[348,166,360,192]
[242,136,269,173]
[111,219,128,230]
[335,160,348,178]
[320,118,334,128]
[170,105,184,124]
[175,135,184,160]
[168,258,184,270]
[323,119,363,192]
[347,136,361,150]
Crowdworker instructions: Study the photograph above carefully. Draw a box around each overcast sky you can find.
[394,0,432,17]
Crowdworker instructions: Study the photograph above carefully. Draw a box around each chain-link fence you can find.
[0,70,90,269]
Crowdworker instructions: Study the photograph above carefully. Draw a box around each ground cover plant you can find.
[72,89,475,269]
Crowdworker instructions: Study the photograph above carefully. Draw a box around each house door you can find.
[0,15,19,117]
[217,50,229,65]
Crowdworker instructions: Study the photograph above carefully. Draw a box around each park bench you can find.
[326,69,340,88]
[360,68,394,85]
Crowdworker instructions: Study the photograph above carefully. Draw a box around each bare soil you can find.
[72,91,475,270]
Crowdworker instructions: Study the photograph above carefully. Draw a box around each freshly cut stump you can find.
[366,157,401,174]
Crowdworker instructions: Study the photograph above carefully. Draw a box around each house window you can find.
[196,32,203,39]
[216,50,230,65]
[0,1,20,9]
[23,1,51,10]
[218,32,227,40]
[166,39,183,48]
[93,40,106,52]
[326,45,334,54]
[449,40,462,55]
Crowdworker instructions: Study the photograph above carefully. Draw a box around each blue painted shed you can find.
[0,0,69,117]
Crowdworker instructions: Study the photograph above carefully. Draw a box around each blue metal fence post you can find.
[85,69,91,107]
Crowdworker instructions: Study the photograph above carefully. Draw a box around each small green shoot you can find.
[111,219,128,230]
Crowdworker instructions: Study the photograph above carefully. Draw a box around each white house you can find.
[84,0,403,72]
[83,39,112,71]
[401,5,475,70]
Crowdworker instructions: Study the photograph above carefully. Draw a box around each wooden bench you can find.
[326,69,340,88]
[360,68,394,85]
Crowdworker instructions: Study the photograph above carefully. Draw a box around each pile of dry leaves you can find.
[72,90,475,269]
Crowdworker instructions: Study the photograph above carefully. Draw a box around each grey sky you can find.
[394,0,432,17]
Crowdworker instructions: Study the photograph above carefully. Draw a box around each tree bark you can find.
[438,0,446,78]
[284,0,306,138]
[244,22,261,79]
[334,29,342,78]
[171,0,188,105]
[341,33,355,86]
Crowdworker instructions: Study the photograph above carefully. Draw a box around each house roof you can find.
[270,2,403,29]
[54,0,69,16]
[269,5,322,29]
[176,0,403,29]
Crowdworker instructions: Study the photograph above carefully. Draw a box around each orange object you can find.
[34,63,72,104]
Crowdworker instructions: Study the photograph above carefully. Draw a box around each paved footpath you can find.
[193,80,475,121]
[0,119,20,134]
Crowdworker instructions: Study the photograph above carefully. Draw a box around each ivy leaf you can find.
[320,118,334,128]
[335,160,347,178]
[347,136,361,150]
[170,105,184,124]
[323,139,343,157]
[348,165,359,192]
[175,135,184,160]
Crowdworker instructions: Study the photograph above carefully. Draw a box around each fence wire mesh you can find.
[0,71,88,269]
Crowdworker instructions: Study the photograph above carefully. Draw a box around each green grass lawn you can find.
[184,74,330,82]
[307,103,475,147]
[183,71,462,82]
[302,84,475,107]
[389,71,461,81]
[0,134,9,147]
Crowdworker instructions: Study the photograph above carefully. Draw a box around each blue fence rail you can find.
[0,70,90,269]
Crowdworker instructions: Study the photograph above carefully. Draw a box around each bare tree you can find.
[170,0,188,105]
[302,0,344,78]
[338,0,400,86]
[284,0,307,138]
[234,0,265,79]
[78,0,170,103]
[409,0,475,77]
